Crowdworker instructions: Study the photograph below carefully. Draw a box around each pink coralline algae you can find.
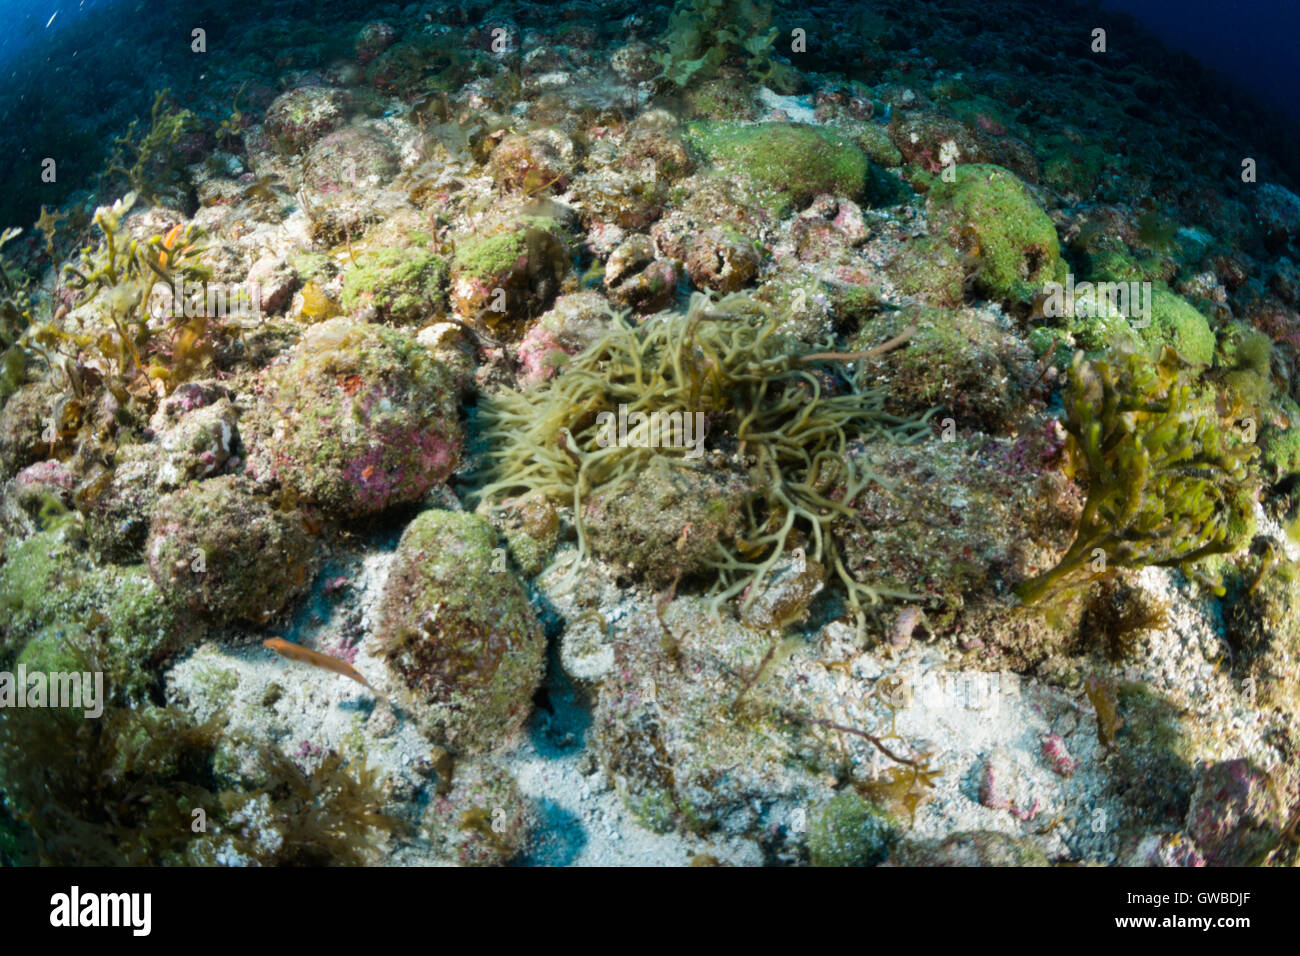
[339,427,459,514]
[1040,733,1078,777]
[256,319,462,519]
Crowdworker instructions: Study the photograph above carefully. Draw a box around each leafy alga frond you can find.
[1017,347,1258,604]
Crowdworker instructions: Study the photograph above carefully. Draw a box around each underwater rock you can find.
[604,235,679,312]
[448,217,570,331]
[255,319,461,518]
[1254,183,1300,250]
[146,474,316,624]
[833,431,1076,614]
[261,86,352,158]
[374,509,545,754]
[0,525,202,696]
[340,247,450,325]
[582,455,752,589]
[153,397,239,491]
[514,291,613,385]
[689,122,870,218]
[571,166,667,233]
[300,126,401,242]
[882,235,966,307]
[1140,289,1217,365]
[1224,558,1300,714]
[495,491,559,578]
[0,380,68,479]
[1117,831,1206,867]
[423,759,534,866]
[80,446,160,562]
[926,163,1064,305]
[808,792,899,866]
[1104,683,1197,825]
[684,227,762,293]
[1186,758,1287,866]
[889,111,1038,183]
[487,129,574,195]
[1,460,73,539]
[354,21,396,64]
[888,830,1051,866]
[852,304,1034,433]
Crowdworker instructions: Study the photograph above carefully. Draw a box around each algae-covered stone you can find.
[808,792,899,866]
[1,529,77,657]
[487,129,573,195]
[0,528,201,697]
[514,291,614,386]
[423,759,533,866]
[852,305,1033,433]
[80,446,159,562]
[262,86,352,157]
[582,455,752,589]
[889,830,1050,866]
[496,492,559,578]
[834,432,1076,613]
[883,235,966,307]
[340,247,449,325]
[927,163,1064,304]
[689,122,869,217]
[1186,758,1287,866]
[1224,558,1300,714]
[684,227,762,293]
[1141,289,1216,366]
[0,380,67,479]
[146,475,316,624]
[258,319,462,518]
[374,509,545,753]
[448,218,570,330]
[300,126,401,242]
[16,562,197,703]
[1105,682,1196,824]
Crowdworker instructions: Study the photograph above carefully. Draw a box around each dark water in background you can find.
[1099,0,1300,123]
[0,0,1296,232]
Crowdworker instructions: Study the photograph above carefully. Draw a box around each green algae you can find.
[451,216,567,279]
[0,700,400,866]
[340,247,449,324]
[808,791,899,866]
[0,527,201,699]
[652,0,799,92]
[688,122,869,217]
[927,163,1065,304]
[1017,349,1258,604]
[1141,289,1216,366]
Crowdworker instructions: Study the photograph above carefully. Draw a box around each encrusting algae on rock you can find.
[2,0,1300,869]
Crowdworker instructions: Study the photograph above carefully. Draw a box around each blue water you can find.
[1100,0,1300,123]
[0,0,106,64]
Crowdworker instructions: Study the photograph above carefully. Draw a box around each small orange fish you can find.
[263,638,375,692]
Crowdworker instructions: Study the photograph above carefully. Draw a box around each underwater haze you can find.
[1101,0,1300,122]
[1,0,1299,872]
